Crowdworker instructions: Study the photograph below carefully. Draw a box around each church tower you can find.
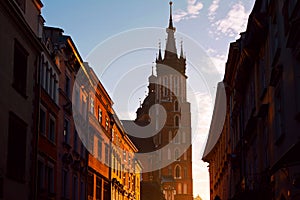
[134,2,193,200]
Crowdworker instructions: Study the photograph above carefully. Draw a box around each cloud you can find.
[213,2,249,38]
[208,0,220,21]
[173,0,204,22]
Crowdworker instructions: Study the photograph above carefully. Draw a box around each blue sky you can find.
[42,1,255,199]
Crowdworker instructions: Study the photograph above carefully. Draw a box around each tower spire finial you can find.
[180,39,184,58]
[169,1,174,29]
[158,40,162,61]
[152,64,154,75]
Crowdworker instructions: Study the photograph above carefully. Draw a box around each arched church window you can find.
[175,165,181,178]
[175,116,179,127]
[174,100,179,111]
[164,76,168,96]
[174,131,180,144]
[174,148,180,160]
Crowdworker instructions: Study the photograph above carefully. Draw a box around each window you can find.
[40,56,45,87]
[88,132,94,155]
[174,131,180,144]
[62,170,69,198]
[174,76,179,96]
[174,149,180,160]
[74,88,80,110]
[90,98,94,114]
[45,63,49,92]
[37,160,45,191]
[105,118,109,131]
[112,128,115,141]
[175,165,181,178]
[98,138,102,161]
[87,173,94,197]
[82,98,87,118]
[49,115,56,143]
[177,183,182,194]
[105,145,110,165]
[64,118,70,144]
[167,148,171,160]
[183,184,187,194]
[98,107,102,123]
[53,76,57,102]
[13,40,28,96]
[49,68,53,97]
[174,100,179,111]
[164,76,168,96]
[184,167,188,178]
[39,107,46,135]
[174,116,179,127]
[65,75,70,98]
[96,177,102,200]
[7,112,27,182]
[47,165,54,194]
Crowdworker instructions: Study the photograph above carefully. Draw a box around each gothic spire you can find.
[165,1,177,59]
[168,1,174,30]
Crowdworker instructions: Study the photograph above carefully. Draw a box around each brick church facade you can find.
[122,2,193,200]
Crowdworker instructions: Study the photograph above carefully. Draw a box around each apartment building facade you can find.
[203,0,300,200]
[0,0,43,199]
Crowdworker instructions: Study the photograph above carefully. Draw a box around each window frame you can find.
[12,39,28,97]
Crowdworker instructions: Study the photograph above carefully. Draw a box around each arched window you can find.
[174,100,179,111]
[163,76,168,96]
[167,148,171,160]
[174,131,180,144]
[174,76,179,95]
[184,167,187,178]
[174,116,179,127]
[175,165,181,178]
[174,149,180,160]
